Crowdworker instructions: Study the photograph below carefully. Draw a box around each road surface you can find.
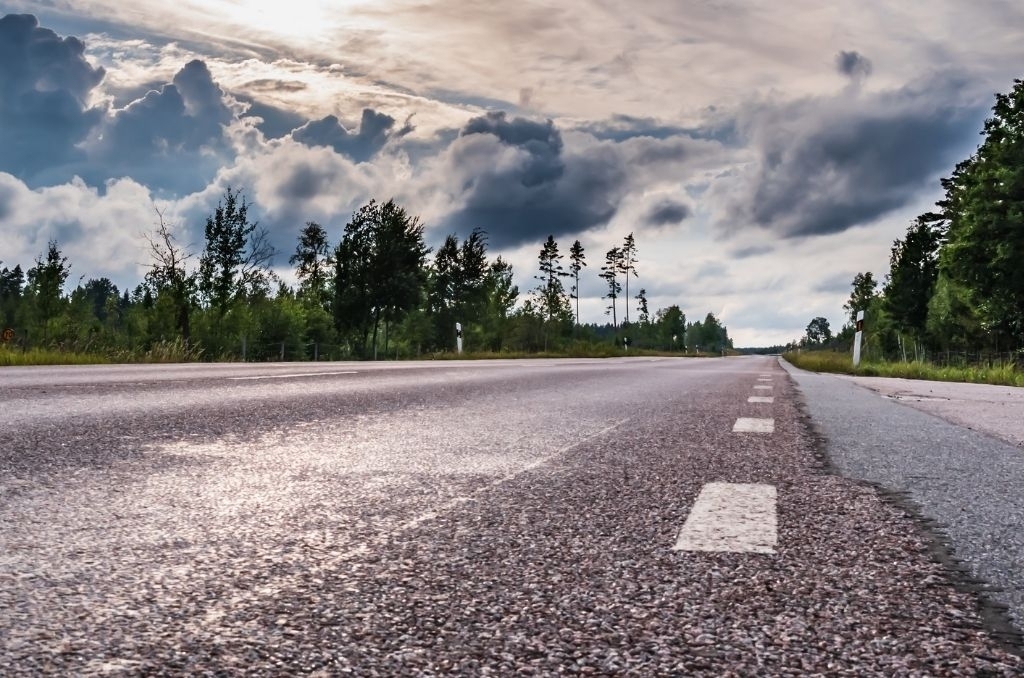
[1,357,1019,675]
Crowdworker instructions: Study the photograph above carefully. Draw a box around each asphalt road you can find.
[1,357,1020,675]
[784,359,1024,641]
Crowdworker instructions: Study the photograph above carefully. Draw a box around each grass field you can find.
[783,350,1024,387]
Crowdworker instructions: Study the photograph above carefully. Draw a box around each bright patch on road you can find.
[673,482,777,554]
[757,377,772,382]
[747,396,774,403]
[733,418,775,433]
[754,385,773,391]
[228,371,358,380]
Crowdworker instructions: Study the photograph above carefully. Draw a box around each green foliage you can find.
[334,198,429,358]
[568,239,586,325]
[804,317,832,346]
[940,79,1024,341]
[600,246,622,326]
[198,187,274,315]
[784,350,1024,387]
[619,233,638,324]
[1,195,732,364]
[534,235,571,322]
[883,216,941,339]
[687,312,732,353]
[843,272,877,325]
[290,221,333,310]
[654,305,686,350]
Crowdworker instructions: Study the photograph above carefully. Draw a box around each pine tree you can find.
[568,239,586,325]
[534,235,570,323]
[619,233,638,324]
[289,221,333,310]
[600,246,622,327]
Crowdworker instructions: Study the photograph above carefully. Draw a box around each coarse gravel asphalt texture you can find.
[1,356,1021,676]
[783,357,1024,645]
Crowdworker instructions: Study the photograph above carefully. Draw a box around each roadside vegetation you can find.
[1,201,734,365]
[783,351,1024,388]
[786,79,1024,388]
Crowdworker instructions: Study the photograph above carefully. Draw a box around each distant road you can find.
[1,357,1019,674]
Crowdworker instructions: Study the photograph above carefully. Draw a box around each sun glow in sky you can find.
[2,1,1023,344]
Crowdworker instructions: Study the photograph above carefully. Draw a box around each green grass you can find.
[1,339,719,367]
[0,346,109,366]
[0,339,202,366]
[783,350,1024,387]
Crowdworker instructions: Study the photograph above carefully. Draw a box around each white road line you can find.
[757,377,772,382]
[747,396,774,403]
[754,385,773,391]
[674,482,777,554]
[228,371,358,381]
[733,417,775,433]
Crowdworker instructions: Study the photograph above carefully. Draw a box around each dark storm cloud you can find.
[0,13,105,184]
[292,109,412,162]
[836,50,872,80]
[237,97,308,139]
[715,75,986,238]
[87,59,234,194]
[579,114,739,146]
[276,162,339,201]
[814,272,858,294]
[441,112,626,248]
[729,244,774,259]
[644,200,691,227]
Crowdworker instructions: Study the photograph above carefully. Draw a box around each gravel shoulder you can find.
[783,358,1024,647]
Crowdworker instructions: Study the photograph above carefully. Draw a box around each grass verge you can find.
[783,351,1024,387]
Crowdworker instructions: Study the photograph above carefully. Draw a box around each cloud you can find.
[836,50,872,80]
[709,74,987,239]
[0,171,157,290]
[0,13,106,184]
[431,112,628,247]
[81,59,236,194]
[644,199,691,227]
[291,108,412,162]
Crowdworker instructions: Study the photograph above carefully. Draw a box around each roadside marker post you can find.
[853,310,864,367]
[456,322,463,355]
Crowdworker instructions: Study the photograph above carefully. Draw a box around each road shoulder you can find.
[781,357,1024,655]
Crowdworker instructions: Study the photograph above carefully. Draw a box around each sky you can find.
[1,1,1022,346]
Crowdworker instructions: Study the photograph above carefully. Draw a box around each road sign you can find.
[1,328,13,343]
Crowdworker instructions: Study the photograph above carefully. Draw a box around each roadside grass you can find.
[0,346,109,366]
[418,347,720,360]
[0,339,202,367]
[1,340,723,366]
[783,351,1024,387]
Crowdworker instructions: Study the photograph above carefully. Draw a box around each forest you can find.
[797,79,1024,364]
[0,196,733,362]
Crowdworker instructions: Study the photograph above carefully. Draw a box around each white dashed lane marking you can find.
[733,418,775,433]
[757,377,772,382]
[673,482,778,554]
[747,396,774,403]
[754,385,773,391]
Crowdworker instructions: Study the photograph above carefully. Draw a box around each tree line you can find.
[1,195,733,360]
[798,79,1024,361]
